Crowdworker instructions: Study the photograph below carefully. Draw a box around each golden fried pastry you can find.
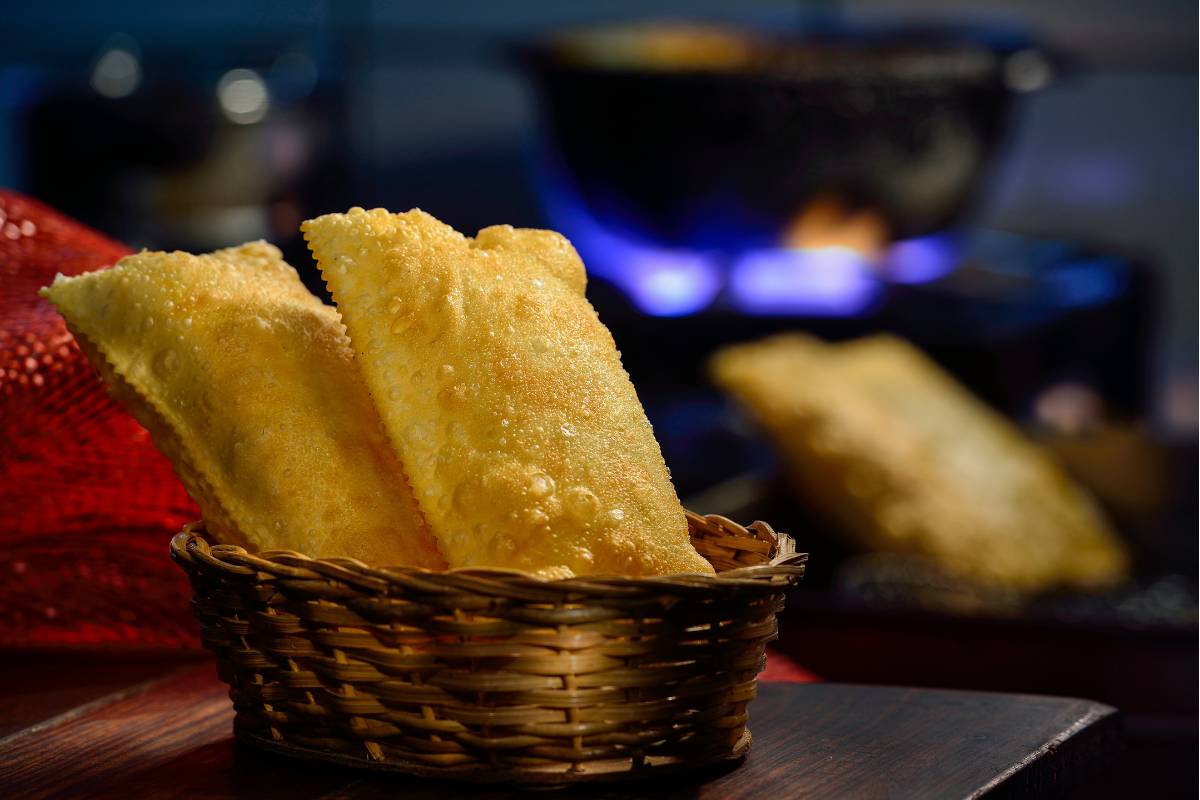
[711,333,1128,592]
[303,208,712,577]
[41,243,445,568]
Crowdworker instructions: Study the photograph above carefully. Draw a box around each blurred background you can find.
[0,0,1195,796]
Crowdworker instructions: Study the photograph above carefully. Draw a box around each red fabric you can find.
[0,190,199,648]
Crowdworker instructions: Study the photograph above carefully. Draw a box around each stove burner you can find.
[541,167,962,316]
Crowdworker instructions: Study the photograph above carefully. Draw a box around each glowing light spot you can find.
[1004,49,1053,93]
[729,247,881,316]
[883,233,959,284]
[91,47,141,99]
[623,255,721,316]
[217,69,270,125]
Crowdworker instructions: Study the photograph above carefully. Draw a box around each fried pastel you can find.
[303,208,712,577]
[40,243,444,568]
[711,333,1128,592]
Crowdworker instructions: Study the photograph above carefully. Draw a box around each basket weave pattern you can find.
[171,511,806,783]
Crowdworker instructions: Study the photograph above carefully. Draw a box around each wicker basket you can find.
[170,510,806,784]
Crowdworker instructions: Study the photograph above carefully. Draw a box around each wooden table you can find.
[0,654,1119,799]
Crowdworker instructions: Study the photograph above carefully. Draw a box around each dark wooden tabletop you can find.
[0,654,1119,800]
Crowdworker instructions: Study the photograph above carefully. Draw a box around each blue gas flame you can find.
[539,162,960,317]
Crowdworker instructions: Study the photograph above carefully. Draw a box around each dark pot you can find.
[519,24,1052,246]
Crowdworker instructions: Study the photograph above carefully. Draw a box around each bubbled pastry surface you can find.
[41,243,444,569]
[304,208,712,577]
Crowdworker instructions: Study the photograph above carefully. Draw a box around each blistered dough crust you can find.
[711,333,1128,592]
[304,209,711,577]
[41,243,444,568]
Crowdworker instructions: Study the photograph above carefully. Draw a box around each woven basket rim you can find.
[170,510,807,594]
[170,509,805,782]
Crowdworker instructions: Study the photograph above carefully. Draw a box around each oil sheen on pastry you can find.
[41,243,444,568]
[304,208,711,577]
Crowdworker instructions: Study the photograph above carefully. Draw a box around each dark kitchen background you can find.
[1,1,1196,796]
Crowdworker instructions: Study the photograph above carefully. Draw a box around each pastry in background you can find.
[711,333,1128,593]
[304,208,712,578]
[41,243,445,569]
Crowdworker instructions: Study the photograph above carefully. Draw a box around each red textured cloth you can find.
[0,190,199,648]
